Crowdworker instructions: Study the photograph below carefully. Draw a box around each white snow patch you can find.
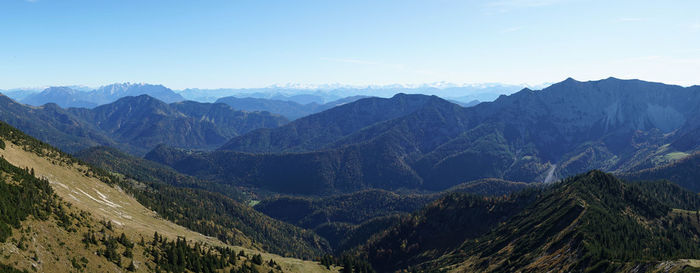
[67,194,79,202]
[76,188,121,208]
[48,180,69,190]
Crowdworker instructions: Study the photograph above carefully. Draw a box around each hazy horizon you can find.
[2,1,699,89]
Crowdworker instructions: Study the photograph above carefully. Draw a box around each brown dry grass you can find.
[0,140,337,273]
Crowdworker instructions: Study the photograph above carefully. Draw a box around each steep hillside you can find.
[361,190,537,272]
[447,178,530,196]
[253,180,530,253]
[152,78,700,194]
[69,95,288,154]
[253,180,527,235]
[215,95,368,120]
[146,142,426,194]
[0,94,116,153]
[0,156,296,273]
[76,146,244,200]
[360,171,700,272]
[219,94,436,153]
[74,146,330,258]
[255,190,434,231]
[621,152,700,192]
[0,121,335,272]
[147,96,527,193]
[171,100,287,136]
[0,94,287,154]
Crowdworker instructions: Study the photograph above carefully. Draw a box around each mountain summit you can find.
[19,83,186,108]
[150,78,700,194]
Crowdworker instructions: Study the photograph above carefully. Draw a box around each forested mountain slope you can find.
[215,95,367,120]
[621,152,700,192]
[360,171,700,272]
[71,146,331,259]
[151,78,700,194]
[219,94,435,153]
[0,94,287,155]
[0,121,334,272]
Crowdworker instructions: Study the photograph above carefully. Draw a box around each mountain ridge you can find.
[0,94,288,155]
[150,77,700,194]
[20,83,186,108]
[0,120,335,272]
[215,95,368,120]
[360,171,700,272]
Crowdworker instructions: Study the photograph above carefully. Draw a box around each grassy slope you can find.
[0,123,335,273]
[75,146,331,258]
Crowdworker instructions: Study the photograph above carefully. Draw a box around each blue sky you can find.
[1,0,699,89]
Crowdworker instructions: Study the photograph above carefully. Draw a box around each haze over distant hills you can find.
[0,94,287,154]
[149,77,700,194]
[1,77,700,273]
[178,82,531,104]
[15,83,185,108]
[2,77,698,195]
[215,95,369,120]
[2,82,528,107]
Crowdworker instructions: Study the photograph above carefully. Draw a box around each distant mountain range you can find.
[2,82,513,121]
[2,77,699,195]
[0,94,287,154]
[2,77,700,272]
[178,83,528,104]
[215,95,369,120]
[18,83,185,108]
[2,82,526,108]
[147,78,700,194]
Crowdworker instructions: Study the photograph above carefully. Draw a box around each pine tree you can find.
[153,231,159,246]
[342,259,353,273]
[251,254,263,265]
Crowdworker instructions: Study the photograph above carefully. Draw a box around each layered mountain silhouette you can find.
[148,78,700,194]
[361,171,700,272]
[2,77,700,272]
[215,95,368,120]
[219,93,437,152]
[0,94,287,154]
[22,86,99,108]
[622,152,700,192]
[21,83,185,108]
[180,83,524,105]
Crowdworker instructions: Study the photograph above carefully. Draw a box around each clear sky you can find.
[1,0,699,89]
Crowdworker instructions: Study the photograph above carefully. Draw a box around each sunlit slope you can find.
[0,126,336,273]
[0,141,219,245]
[360,171,700,272]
